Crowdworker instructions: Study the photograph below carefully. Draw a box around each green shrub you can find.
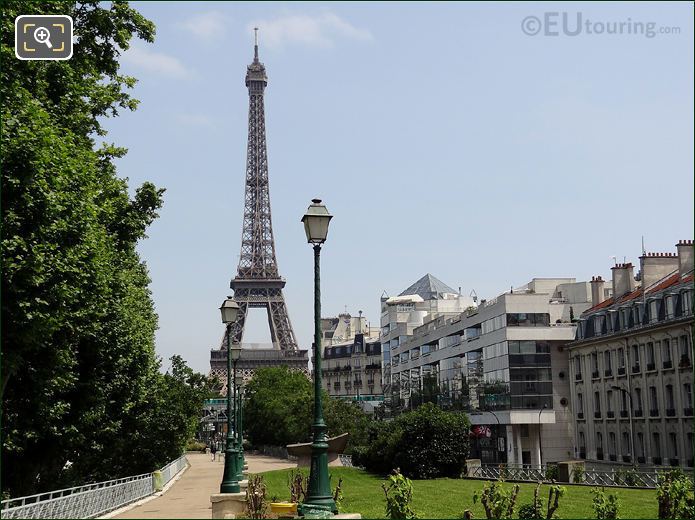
[516,482,565,520]
[656,469,694,519]
[355,403,470,479]
[614,468,639,487]
[185,439,207,452]
[382,469,417,519]
[544,464,558,482]
[572,464,585,483]
[591,486,620,519]
[473,479,519,519]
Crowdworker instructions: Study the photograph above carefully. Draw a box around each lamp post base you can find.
[211,492,246,519]
[220,446,241,494]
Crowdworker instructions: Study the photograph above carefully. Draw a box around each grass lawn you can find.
[257,467,657,519]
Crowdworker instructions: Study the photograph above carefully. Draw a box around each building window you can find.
[637,432,644,458]
[669,433,678,459]
[649,300,659,323]
[596,432,604,454]
[663,339,672,368]
[621,391,628,414]
[683,290,693,316]
[574,356,582,379]
[622,432,631,456]
[635,387,643,413]
[604,350,613,376]
[649,386,659,415]
[505,313,550,327]
[665,296,675,318]
[653,432,661,458]
[618,348,625,369]
[579,431,586,457]
[665,385,675,413]
[687,433,694,463]
[607,391,613,413]
[647,342,655,370]
[591,352,599,377]
[631,344,640,372]
[679,335,691,366]
[609,432,616,457]
[683,383,693,412]
[594,391,601,416]
[577,392,584,415]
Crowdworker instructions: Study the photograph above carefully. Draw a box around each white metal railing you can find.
[1,455,188,519]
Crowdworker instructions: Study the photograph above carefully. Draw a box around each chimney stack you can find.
[676,240,694,278]
[590,276,606,307]
[639,252,679,290]
[611,263,635,297]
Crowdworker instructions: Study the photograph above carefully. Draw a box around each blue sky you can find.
[103,1,694,374]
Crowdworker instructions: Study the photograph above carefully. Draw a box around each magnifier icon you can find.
[34,26,53,49]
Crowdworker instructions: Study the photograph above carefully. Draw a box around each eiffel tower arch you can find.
[209,35,308,393]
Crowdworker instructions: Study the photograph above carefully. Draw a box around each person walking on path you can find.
[210,442,217,462]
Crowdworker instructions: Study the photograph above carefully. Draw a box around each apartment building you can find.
[384,274,592,465]
[568,240,694,468]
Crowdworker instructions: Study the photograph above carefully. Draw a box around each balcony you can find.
[684,407,693,417]
[333,383,341,390]
[618,367,626,376]
[353,380,362,386]
[592,370,600,379]
[634,409,643,417]
[622,455,632,463]
[666,408,676,417]
[650,409,659,417]
[575,372,583,381]
[579,450,586,459]
[631,365,641,374]
[620,410,628,418]
[679,356,692,368]
[663,360,673,370]
[669,458,679,467]
[604,369,613,377]
[577,412,584,419]
[596,451,604,460]
[609,454,617,461]
[607,411,615,418]
[687,459,694,468]
[594,411,602,419]
[652,457,662,465]
[647,362,656,371]
[638,456,646,464]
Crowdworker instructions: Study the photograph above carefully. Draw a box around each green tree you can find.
[1,0,168,496]
[243,367,372,451]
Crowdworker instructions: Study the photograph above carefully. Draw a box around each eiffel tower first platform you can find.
[209,34,308,392]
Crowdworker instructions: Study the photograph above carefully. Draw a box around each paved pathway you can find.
[114,452,295,519]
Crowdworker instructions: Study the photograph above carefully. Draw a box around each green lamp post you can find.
[300,199,336,514]
[219,297,242,494]
[235,375,245,481]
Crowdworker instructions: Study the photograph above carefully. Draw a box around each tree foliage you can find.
[353,403,470,479]
[243,367,371,451]
[0,0,192,497]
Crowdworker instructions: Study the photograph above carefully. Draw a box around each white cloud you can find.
[174,113,215,129]
[121,45,191,79]
[248,13,373,49]
[177,11,229,43]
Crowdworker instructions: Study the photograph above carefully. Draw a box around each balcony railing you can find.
[618,367,626,375]
[663,360,673,369]
[620,410,628,418]
[637,456,646,463]
[607,411,615,418]
[604,369,613,377]
[632,365,641,374]
[594,411,602,419]
[647,362,656,371]
[666,408,676,417]
[634,409,643,417]
[669,458,679,466]
[679,356,692,368]
[575,372,583,381]
[622,455,632,463]
[596,451,604,460]
[577,412,584,419]
[652,457,662,465]
[609,454,617,461]
[684,407,693,417]
[592,371,600,379]
[650,409,659,417]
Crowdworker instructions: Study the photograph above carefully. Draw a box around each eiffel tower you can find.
[209,32,308,390]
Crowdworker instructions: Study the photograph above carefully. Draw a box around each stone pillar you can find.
[211,492,246,519]
[515,426,523,466]
[531,425,541,467]
[506,425,516,464]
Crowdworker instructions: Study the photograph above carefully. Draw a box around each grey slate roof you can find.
[398,273,458,300]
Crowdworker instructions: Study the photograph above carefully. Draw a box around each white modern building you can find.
[383,275,593,466]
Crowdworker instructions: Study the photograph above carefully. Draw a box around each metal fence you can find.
[468,463,691,489]
[1,455,188,519]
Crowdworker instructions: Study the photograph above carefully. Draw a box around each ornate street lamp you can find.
[300,199,336,514]
[219,297,242,493]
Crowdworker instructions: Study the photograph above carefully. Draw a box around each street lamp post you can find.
[300,199,336,514]
[612,385,636,466]
[235,375,245,481]
[219,297,242,494]
[538,403,548,467]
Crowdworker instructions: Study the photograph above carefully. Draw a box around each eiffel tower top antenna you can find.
[254,27,259,62]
